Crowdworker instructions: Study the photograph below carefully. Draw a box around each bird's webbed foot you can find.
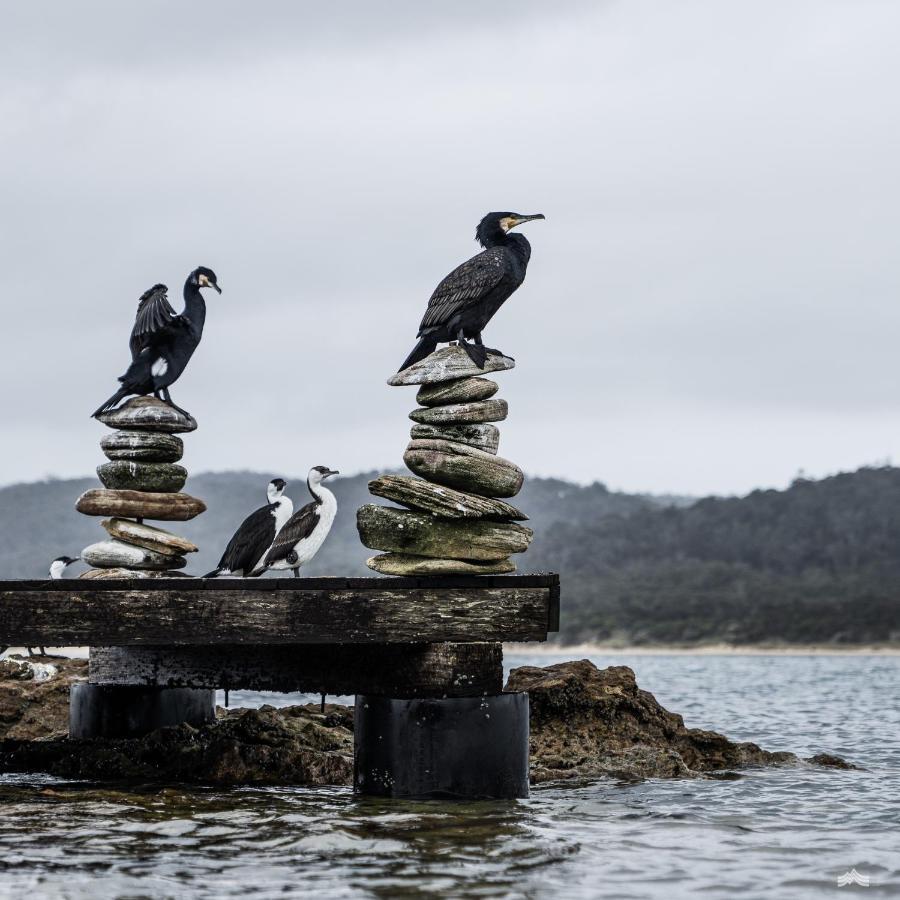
[161,390,191,418]
[458,339,488,369]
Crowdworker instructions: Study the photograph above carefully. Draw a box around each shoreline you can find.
[505,642,900,656]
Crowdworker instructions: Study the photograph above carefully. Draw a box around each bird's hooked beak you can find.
[211,283,222,294]
[510,213,545,229]
[324,469,339,478]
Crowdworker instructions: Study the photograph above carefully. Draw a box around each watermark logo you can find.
[837,869,870,887]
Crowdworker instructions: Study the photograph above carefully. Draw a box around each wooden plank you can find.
[88,643,503,697]
[0,585,553,645]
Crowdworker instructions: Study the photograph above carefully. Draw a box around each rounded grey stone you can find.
[97,461,188,493]
[101,431,184,462]
[96,396,197,433]
[416,377,499,407]
[409,398,508,426]
[410,423,500,455]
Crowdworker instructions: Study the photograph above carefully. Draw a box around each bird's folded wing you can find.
[264,502,320,565]
[419,247,510,332]
[218,505,276,572]
[129,284,176,358]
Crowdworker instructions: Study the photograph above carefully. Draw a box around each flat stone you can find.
[97,461,188,493]
[366,553,516,576]
[409,398,508,426]
[96,396,197,433]
[416,377,499,407]
[81,539,187,571]
[357,504,533,561]
[403,439,524,498]
[79,568,192,580]
[101,518,198,556]
[368,475,527,520]
[101,431,184,463]
[76,489,207,521]
[388,345,515,386]
[410,423,500,454]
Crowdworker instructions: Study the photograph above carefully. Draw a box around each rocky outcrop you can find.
[505,659,837,781]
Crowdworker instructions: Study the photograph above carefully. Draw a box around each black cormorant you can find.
[260,466,338,577]
[92,266,221,418]
[203,479,293,578]
[398,212,544,371]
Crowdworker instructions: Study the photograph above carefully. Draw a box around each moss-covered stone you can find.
[96,461,188,493]
[100,430,184,462]
[403,438,524,498]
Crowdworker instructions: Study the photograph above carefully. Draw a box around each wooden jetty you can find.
[0,573,559,799]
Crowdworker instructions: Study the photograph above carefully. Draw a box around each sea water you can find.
[0,653,897,899]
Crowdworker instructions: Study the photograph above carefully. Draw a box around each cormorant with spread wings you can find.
[92,266,221,418]
[397,211,544,372]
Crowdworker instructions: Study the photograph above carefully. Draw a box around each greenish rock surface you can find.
[409,422,500,454]
[100,430,184,462]
[97,461,188,493]
[96,396,197,433]
[357,504,533,561]
[388,345,515,386]
[403,439,524,498]
[368,474,527,520]
[409,398,508,426]
[416,376,499,407]
[81,539,186,570]
[366,553,516,576]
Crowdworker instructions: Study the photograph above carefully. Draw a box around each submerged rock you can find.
[388,345,515,386]
[76,489,207,521]
[367,474,527,520]
[416,376,499,407]
[357,504,533,561]
[409,398,508,426]
[403,438,524,498]
[81,539,186,570]
[96,461,188,493]
[96,396,197,433]
[100,430,184,462]
[506,660,802,782]
[409,422,500,454]
[101,518,198,556]
[366,553,516,575]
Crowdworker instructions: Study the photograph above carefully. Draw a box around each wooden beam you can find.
[0,575,559,645]
[88,643,503,697]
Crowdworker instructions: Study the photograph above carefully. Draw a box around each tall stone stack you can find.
[74,397,206,578]
[357,345,533,575]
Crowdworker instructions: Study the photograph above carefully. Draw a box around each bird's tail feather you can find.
[91,386,131,418]
[203,568,222,579]
[398,335,439,373]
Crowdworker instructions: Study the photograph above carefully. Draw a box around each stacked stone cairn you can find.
[357,346,533,575]
[74,397,206,579]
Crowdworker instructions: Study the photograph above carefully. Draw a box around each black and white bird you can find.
[260,467,339,577]
[92,266,222,418]
[28,555,80,656]
[398,211,545,371]
[204,479,293,578]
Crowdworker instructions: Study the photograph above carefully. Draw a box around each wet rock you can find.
[81,539,186,570]
[0,704,353,786]
[0,655,88,741]
[404,439,524,498]
[97,461,187,493]
[366,553,516,576]
[79,568,191,579]
[409,422,500,454]
[388,345,515,386]
[505,660,802,782]
[409,398,508,426]
[807,753,860,770]
[357,504,533,561]
[416,377,499,407]
[100,519,198,556]
[368,474,527,520]
[96,396,197,433]
[100,430,184,462]
[76,489,207,521]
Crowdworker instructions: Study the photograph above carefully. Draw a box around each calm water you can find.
[1,653,898,899]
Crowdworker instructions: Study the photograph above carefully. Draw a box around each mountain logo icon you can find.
[837,868,870,887]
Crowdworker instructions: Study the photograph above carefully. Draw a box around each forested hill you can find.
[1,467,898,645]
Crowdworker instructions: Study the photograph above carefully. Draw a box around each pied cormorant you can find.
[28,555,80,656]
[92,266,222,418]
[398,212,545,371]
[204,479,293,578]
[261,467,338,577]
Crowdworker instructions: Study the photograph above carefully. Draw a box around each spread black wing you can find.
[130,284,176,359]
[264,501,320,566]
[418,247,511,334]
[216,504,277,574]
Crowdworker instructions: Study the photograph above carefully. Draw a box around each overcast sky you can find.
[2,0,899,496]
